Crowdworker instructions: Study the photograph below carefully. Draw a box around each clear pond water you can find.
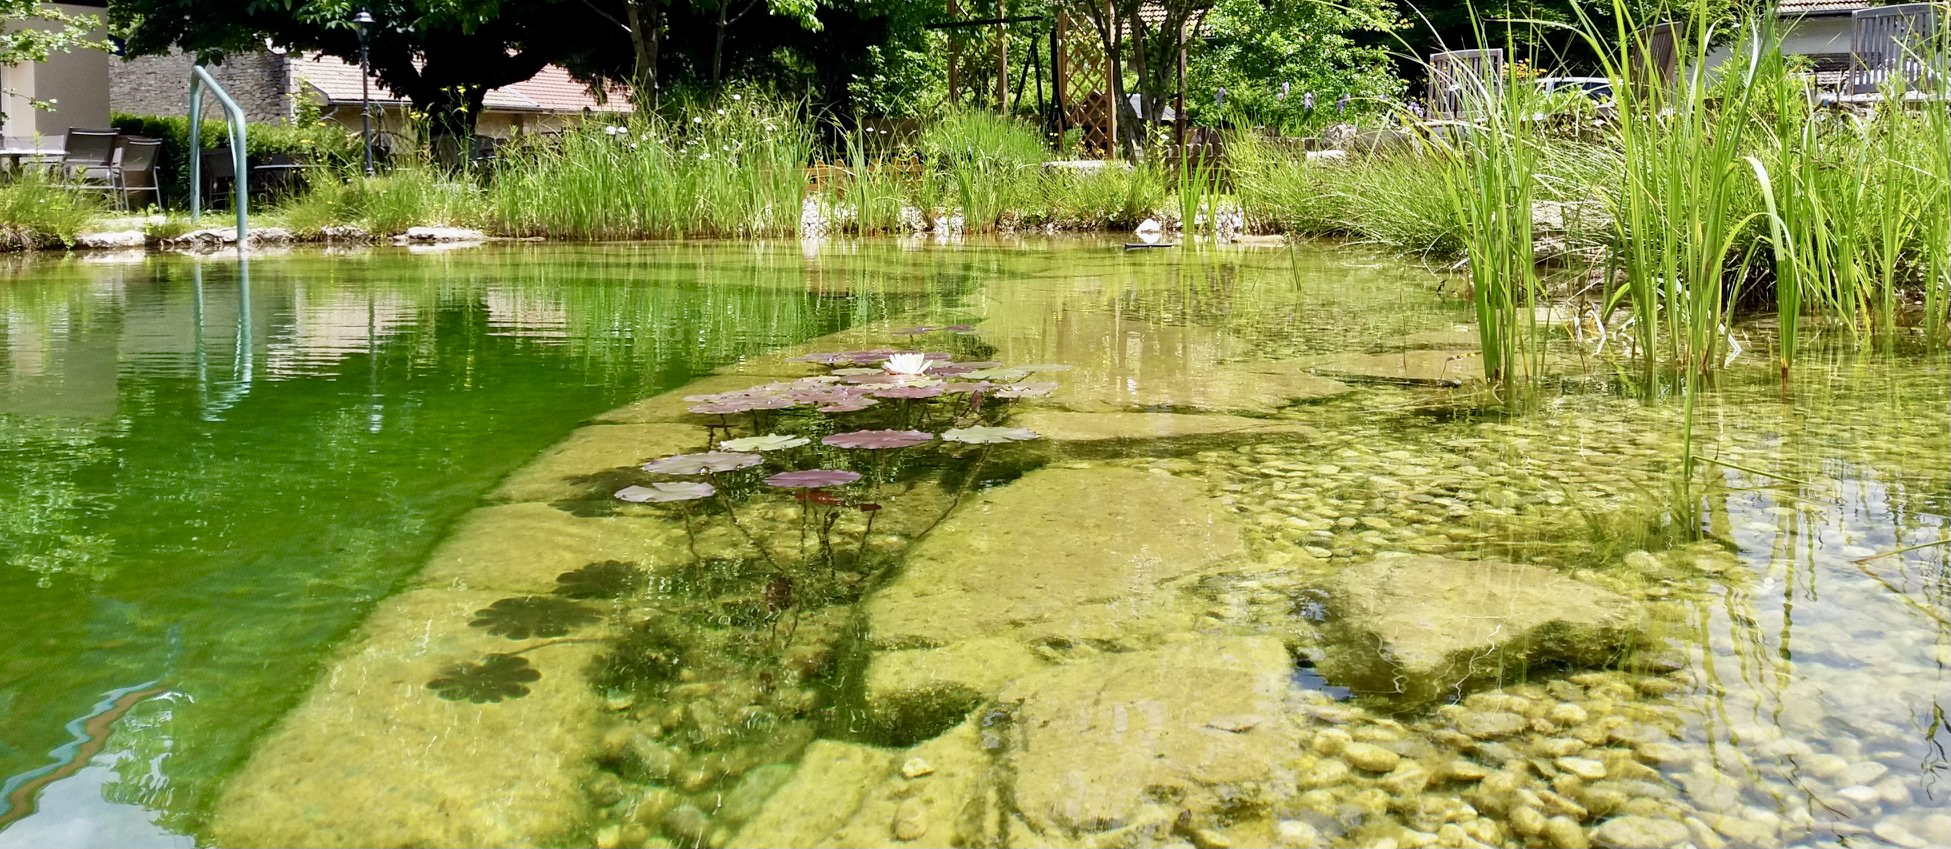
[0,240,1946,849]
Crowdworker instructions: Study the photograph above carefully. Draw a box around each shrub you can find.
[109,114,358,210]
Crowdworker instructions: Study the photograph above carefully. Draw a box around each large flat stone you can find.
[731,720,997,848]
[491,423,706,503]
[415,501,689,596]
[1014,410,1321,442]
[999,636,1296,841]
[863,638,1047,739]
[1306,350,1483,386]
[864,466,1242,650]
[1320,556,1645,705]
[209,588,607,848]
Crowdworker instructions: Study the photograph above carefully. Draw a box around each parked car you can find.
[1536,76,1614,101]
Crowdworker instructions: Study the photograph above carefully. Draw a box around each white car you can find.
[1537,76,1614,100]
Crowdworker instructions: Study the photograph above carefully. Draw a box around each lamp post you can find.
[353,10,375,176]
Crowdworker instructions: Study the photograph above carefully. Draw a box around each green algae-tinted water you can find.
[0,243,959,844]
[6,240,1950,849]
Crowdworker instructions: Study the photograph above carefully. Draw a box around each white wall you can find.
[0,3,111,140]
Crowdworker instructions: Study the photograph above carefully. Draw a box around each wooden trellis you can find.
[1851,3,1944,97]
[1054,9,1115,156]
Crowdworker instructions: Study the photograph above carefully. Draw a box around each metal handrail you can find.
[188,65,249,244]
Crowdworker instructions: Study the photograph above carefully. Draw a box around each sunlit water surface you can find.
[1,240,1946,848]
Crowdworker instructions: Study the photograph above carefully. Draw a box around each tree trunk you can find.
[625,1,659,109]
[714,1,728,84]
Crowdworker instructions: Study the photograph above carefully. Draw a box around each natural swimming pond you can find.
[1,241,1946,849]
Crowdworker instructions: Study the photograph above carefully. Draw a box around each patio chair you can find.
[201,148,238,206]
[58,128,120,188]
[113,137,163,210]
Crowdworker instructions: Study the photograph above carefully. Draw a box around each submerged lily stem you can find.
[715,491,778,569]
[855,509,879,566]
[677,504,704,565]
[505,637,606,658]
[918,444,990,540]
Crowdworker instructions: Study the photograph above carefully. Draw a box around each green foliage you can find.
[278,165,484,235]
[0,0,107,126]
[0,170,100,250]
[1186,0,1401,133]
[109,114,359,210]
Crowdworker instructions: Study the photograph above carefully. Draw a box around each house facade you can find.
[110,49,633,140]
[0,1,111,142]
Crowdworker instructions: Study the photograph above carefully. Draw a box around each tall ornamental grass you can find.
[487,97,812,240]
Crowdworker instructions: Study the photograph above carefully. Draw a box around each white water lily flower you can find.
[718,434,811,452]
[882,353,932,376]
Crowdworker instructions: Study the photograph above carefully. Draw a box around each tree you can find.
[1186,0,1400,132]
[1059,0,1210,158]
[111,0,613,140]
[1,0,108,126]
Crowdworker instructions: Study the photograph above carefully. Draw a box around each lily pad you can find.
[427,654,542,703]
[765,469,863,488]
[995,381,1060,399]
[817,398,878,412]
[642,451,763,475]
[470,596,602,639]
[823,429,935,449]
[616,482,717,503]
[872,385,946,399]
[719,434,811,452]
[941,425,1041,444]
[960,368,1029,381]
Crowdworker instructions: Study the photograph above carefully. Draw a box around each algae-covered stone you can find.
[730,719,995,848]
[209,588,606,847]
[1593,815,1690,848]
[1305,350,1482,386]
[1013,410,1321,443]
[491,423,704,503]
[998,636,1296,836]
[865,466,1243,649]
[863,639,1045,743]
[414,501,687,595]
[1316,556,1643,705]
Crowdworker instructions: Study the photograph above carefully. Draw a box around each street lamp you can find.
[353,10,375,176]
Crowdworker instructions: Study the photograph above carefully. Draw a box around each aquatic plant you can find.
[764,469,864,488]
[616,481,719,502]
[642,452,763,475]
[717,434,810,453]
[821,430,934,450]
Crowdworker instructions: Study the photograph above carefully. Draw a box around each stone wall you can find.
[110,50,292,123]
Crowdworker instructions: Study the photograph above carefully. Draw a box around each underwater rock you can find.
[866,466,1242,650]
[414,502,685,595]
[1316,556,1645,706]
[491,423,703,503]
[208,588,606,847]
[1303,350,1482,387]
[998,636,1295,839]
[1013,410,1321,443]
[730,719,993,847]
[863,639,1045,743]
[1592,814,1691,848]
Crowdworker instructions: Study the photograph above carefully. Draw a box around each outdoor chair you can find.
[58,128,120,188]
[113,137,163,210]
[201,148,238,207]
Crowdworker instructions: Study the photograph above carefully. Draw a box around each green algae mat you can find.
[4,240,1950,849]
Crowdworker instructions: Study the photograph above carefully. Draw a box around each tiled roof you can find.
[293,53,632,114]
[1777,0,1871,16]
